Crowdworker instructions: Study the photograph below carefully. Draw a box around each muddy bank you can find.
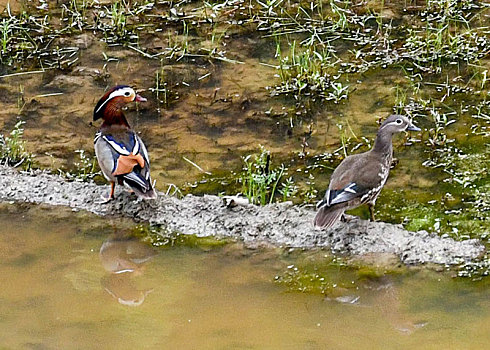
[0,166,484,265]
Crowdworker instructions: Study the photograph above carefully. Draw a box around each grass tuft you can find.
[239,145,286,205]
[0,120,34,169]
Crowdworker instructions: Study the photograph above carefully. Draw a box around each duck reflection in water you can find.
[99,236,157,307]
[326,272,427,334]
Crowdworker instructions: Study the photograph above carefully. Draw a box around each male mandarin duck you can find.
[93,85,157,202]
[314,114,420,229]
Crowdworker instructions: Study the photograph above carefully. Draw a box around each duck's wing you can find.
[318,182,365,208]
[94,131,116,182]
[94,131,157,199]
[318,155,384,208]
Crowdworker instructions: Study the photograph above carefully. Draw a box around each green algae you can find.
[132,223,231,249]
[391,144,488,240]
[275,249,408,295]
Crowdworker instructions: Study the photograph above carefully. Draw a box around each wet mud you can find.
[0,166,483,266]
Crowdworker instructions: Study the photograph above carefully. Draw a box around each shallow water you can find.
[0,204,488,350]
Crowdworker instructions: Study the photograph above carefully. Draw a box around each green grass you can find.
[0,120,34,169]
[260,0,489,105]
[150,64,180,110]
[239,146,287,205]
[234,146,325,205]
[63,149,99,182]
[0,17,13,61]
[60,0,89,32]
[274,41,349,102]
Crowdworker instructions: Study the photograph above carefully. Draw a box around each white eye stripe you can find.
[379,120,405,130]
[95,87,135,114]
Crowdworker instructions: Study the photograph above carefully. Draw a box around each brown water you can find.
[0,204,489,350]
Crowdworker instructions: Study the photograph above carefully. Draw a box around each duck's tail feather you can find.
[314,206,344,229]
[120,172,158,200]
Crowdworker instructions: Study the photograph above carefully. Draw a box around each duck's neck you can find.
[372,129,393,157]
[99,103,130,129]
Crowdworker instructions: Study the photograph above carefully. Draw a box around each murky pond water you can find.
[0,204,488,350]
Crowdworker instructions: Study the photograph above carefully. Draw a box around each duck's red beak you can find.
[135,94,147,102]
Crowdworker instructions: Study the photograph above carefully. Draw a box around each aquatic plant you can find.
[0,120,34,169]
[329,0,350,30]
[403,24,488,73]
[278,176,298,202]
[257,0,489,106]
[150,64,181,110]
[425,108,455,148]
[239,146,286,205]
[375,141,490,242]
[60,0,89,32]
[274,41,349,102]
[275,251,406,295]
[0,17,13,62]
[64,149,99,182]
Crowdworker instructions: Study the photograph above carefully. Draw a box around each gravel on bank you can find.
[0,167,484,265]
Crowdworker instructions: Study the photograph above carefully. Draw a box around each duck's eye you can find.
[124,91,131,96]
[396,119,402,124]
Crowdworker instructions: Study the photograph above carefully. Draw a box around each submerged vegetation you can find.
[274,250,407,295]
[133,223,230,248]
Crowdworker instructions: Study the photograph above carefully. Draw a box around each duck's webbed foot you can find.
[96,182,115,204]
[97,193,114,204]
